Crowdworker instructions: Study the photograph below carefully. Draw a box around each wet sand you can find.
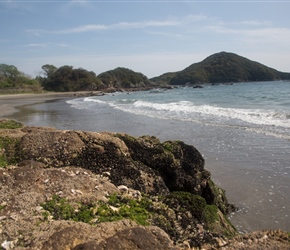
[0,92,98,118]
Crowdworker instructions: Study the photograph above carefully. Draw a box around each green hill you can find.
[151,52,290,85]
[39,65,103,92]
[98,67,154,89]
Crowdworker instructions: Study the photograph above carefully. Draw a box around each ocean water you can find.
[8,81,290,233]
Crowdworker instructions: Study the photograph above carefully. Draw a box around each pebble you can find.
[118,185,128,193]
[102,171,111,177]
[109,205,119,212]
[9,214,18,221]
[0,201,7,207]
[56,191,63,196]
[182,241,190,249]
[1,240,15,250]
[0,216,7,221]
[34,206,43,212]
[75,189,83,195]
[132,190,141,199]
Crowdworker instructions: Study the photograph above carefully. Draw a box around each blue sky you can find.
[1,1,290,78]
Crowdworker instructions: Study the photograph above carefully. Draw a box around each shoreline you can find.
[0,86,156,118]
[0,91,102,118]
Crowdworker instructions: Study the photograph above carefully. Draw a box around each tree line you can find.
[0,64,42,93]
[38,64,103,92]
[0,63,106,93]
[0,63,152,94]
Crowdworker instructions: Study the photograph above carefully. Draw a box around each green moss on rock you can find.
[162,191,207,221]
[0,119,23,129]
[41,195,95,223]
[96,193,153,226]
[0,136,22,167]
[202,204,219,225]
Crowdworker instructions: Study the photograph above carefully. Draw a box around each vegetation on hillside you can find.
[37,65,155,92]
[151,52,290,85]
[150,72,177,85]
[38,64,103,92]
[0,63,42,94]
[98,67,154,89]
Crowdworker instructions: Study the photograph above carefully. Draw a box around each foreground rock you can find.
[0,119,289,249]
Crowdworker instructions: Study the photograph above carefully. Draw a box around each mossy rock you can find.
[161,191,236,239]
[0,119,23,129]
[202,179,235,214]
[0,136,22,167]
[162,191,206,221]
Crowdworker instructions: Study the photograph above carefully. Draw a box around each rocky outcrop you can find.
[14,126,232,214]
[0,119,289,249]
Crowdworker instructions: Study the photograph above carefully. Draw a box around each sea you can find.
[8,81,290,233]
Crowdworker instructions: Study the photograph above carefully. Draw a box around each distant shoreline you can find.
[0,91,102,118]
[0,87,157,118]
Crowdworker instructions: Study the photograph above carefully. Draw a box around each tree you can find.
[0,64,20,79]
[41,64,57,78]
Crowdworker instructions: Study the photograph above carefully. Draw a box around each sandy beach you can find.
[0,91,99,118]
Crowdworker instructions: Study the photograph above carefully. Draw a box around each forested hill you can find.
[98,67,155,89]
[38,66,155,92]
[151,52,290,85]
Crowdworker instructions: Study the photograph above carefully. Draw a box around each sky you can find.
[1,0,290,78]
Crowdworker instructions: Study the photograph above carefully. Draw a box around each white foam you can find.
[123,100,290,129]
[66,93,290,140]
[83,97,107,104]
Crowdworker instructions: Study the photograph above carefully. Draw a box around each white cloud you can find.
[112,20,179,29]
[144,30,186,39]
[24,42,69,48]
[26,19,180,35]
[56,24,107,34]
[25,43,47,47]
[236,20,272,26]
